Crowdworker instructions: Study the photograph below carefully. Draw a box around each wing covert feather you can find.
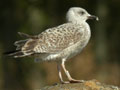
[32,23,84,53]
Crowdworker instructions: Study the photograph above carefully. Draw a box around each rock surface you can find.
[40,80,120,90]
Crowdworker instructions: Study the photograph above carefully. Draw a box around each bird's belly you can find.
[60,40,89,60]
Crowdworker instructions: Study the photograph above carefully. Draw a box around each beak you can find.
[88,15,99,21]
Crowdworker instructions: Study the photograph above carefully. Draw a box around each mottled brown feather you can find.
[21,23,84,54]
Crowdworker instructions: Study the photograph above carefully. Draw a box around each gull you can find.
[5,7,98,84]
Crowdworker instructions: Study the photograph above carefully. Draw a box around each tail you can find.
[4,50,31,58]
[14,32,38,50]
[18,32,38,39]
[4,32,37,58]
[4,49,35,58]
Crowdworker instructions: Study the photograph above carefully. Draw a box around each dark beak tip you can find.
[88,15,99,21]
[96,17,99,21]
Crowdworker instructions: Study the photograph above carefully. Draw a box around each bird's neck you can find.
[69,20,86,25]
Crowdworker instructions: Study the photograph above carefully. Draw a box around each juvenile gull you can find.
[6,7,98,84]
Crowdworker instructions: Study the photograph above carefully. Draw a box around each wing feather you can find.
[30,23,84,53]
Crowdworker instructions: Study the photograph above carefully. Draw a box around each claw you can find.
[61,81,70,84]
[69,79,85,83]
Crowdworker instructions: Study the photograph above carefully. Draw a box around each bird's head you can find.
[66,7,99,23]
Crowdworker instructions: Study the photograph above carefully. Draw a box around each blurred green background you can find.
[0,0,120,90]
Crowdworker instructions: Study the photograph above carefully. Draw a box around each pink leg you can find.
[61,59,85,83]
[57,63,69,84]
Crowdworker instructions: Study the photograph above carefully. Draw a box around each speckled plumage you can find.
[12,7,93,60]
[7,7,98,83]
[15,22,90,61]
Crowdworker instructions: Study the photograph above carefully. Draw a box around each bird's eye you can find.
[78,11,85,15]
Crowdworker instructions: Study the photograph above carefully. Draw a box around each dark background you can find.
[0,0,120,90]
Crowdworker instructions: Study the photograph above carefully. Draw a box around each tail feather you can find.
[18,32,31,38]
[4,32,38,58]
[4,50,32,58]
[14,39,28,50]
[18,32,38,39]
[14,32,38,50]
[4,50,24,58]
[14,39,28,46]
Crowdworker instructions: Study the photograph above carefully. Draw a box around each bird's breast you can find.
[58,24,91,60]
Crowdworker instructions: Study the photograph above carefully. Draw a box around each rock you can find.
[40,79,120,90]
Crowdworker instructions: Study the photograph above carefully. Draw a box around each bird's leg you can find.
[61,59,85,83]
[57,63,69,84]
